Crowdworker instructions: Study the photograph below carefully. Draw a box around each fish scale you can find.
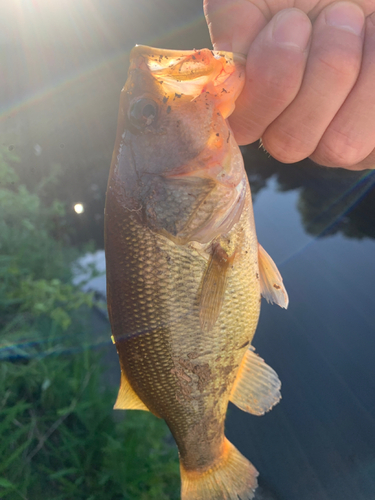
[105,45,288,500]
[106,181,260,464]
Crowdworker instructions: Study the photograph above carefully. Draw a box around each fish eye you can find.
[128,98,158,130]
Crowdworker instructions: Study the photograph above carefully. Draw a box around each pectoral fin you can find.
[258,244,289,309]
[114,371,150,412]
[199,243,235,333]
[230,347,281,415]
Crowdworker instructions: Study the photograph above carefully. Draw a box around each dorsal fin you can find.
[258,244,288,309]
[230,347,281,415]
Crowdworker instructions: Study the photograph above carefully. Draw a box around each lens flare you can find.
[74,203,84,214]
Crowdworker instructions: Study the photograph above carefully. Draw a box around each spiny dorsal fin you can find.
[230,347,281,416]
[114,371,150,412]
[258,244,289,309]
[199,243,235,333]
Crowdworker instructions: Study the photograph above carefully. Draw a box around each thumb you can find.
[204,0,267,53]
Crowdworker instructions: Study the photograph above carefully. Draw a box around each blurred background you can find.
[1,1,375,499]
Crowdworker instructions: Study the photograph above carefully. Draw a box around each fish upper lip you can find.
[129,45,247,72]
[131,44,247,62]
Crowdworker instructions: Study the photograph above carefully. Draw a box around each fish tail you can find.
[180,437,258,500]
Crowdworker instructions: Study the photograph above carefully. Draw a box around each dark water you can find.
[3,1,375,499]
[230,153,375,500]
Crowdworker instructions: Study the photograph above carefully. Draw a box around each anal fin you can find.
[199,242,234,333]
[258,243,289,309]
[114,370,150,412]
[230,347,281,416]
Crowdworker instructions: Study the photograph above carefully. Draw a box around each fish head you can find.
[108,45,247,244]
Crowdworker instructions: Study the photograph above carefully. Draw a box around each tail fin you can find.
[180,438,258,500]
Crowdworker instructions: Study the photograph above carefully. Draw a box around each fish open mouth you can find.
[130,45,246,74]
[128,45,246,115]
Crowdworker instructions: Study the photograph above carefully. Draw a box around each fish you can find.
[105,45,288,500]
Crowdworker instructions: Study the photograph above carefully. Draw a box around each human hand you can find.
[204,0,375,170]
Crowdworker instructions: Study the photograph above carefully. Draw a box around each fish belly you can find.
[105,186,260,474]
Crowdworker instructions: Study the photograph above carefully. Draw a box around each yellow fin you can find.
[199,243,234,333]
[114,371,150,412]
[230,347,281,416]
[258,243,289,309]
[180,437,258,500]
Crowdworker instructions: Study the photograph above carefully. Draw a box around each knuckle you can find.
[260,80,296,107]
[262,127,313,163]
[251,50,305,105]
[258,64,301,101]
[313,130,368,167]
[249,73,301,123]
[315,45,361,82]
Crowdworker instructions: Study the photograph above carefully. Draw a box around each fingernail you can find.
[272,9,312,50]
[325,1,364,36]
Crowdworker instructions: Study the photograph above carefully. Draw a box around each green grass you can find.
[0,350,180,500]
[0,149,180,499]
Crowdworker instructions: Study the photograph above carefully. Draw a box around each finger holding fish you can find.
[205,0,375,170]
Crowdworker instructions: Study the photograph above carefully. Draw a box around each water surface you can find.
[228,164,375,500]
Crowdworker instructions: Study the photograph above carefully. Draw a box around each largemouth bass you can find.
[105,45,288,500]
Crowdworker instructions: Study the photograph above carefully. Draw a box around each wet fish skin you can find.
[105,46,287,500]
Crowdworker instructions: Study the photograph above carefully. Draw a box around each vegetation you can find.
[0,149,179,500]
